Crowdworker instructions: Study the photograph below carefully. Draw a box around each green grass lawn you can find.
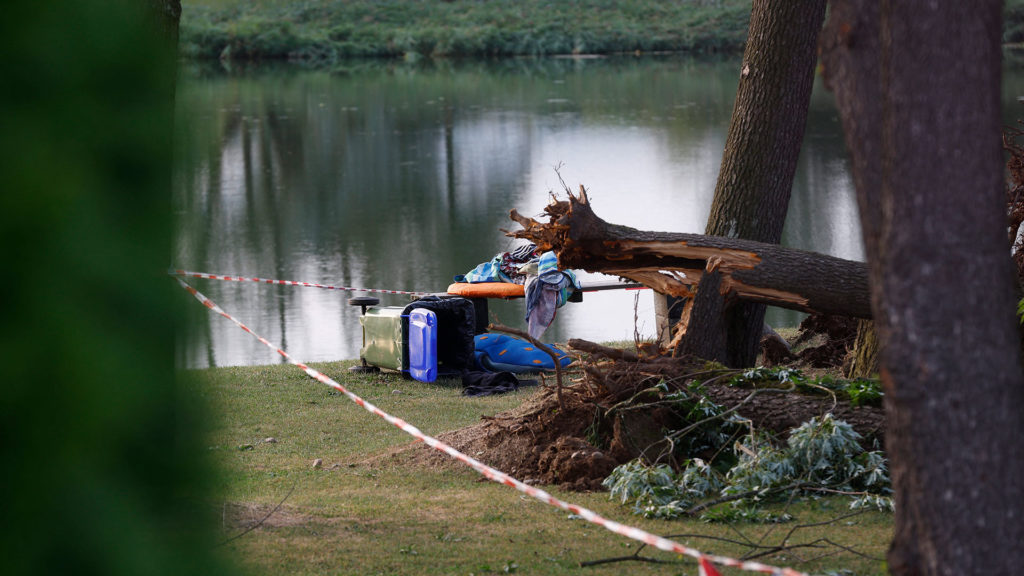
[185,359,891,575]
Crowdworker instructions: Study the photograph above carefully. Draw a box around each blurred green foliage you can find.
[0,1,232,574]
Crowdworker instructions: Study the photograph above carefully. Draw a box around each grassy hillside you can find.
[180,0,753,62]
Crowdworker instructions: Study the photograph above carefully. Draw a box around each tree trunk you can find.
[677,259,729,362]
[699,0,827,367]
[510,189,872,319]
[822,2,1024,574]
[843,319,878,379]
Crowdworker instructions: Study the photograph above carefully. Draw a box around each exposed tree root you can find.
[410,319,883,492]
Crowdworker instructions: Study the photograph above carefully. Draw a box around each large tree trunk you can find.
[510,189,871,319]
[822,2,1024,574]
[700,0,828,367]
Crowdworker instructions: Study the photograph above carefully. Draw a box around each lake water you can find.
[172,55,1024,368]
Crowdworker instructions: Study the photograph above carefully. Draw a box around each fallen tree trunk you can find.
[570,339,886,449]
[510,188,872,319]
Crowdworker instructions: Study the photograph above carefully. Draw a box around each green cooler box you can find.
[355,296,476,382]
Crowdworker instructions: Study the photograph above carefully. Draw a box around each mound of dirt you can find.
[408,387,623,491]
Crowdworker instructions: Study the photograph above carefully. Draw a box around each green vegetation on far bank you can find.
[182,0,1024,65]
[180,0,753,62]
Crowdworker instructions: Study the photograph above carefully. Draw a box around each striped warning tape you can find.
[170,268,432,297]
[175,277,806,576]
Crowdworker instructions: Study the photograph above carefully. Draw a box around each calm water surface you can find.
[173,55,1024,368]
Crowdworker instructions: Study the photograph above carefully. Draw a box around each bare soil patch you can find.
[220,501,319,530]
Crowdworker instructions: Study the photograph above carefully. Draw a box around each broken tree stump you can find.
[677,257,729,362]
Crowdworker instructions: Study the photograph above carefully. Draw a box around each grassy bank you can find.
[188,360,892,575]
[182,0,1024,64]
[180,0,753,62]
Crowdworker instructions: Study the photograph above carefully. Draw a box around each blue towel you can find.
[454,256,510,283]
[473,333,572,373]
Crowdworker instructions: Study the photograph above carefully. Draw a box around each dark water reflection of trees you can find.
[173,56,880,368]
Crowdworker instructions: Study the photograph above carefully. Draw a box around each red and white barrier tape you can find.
[170,268,432,297]
[175,277,805,576]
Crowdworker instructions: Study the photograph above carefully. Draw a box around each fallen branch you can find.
[568,338,641,362]
[488,323,568,410]
[578,553,676,568]
[580,508,884,569]
[565,337,885,445]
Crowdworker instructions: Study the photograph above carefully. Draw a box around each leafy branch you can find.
[604,413,893,521]
[729,366,883,407]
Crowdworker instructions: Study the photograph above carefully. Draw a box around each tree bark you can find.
[510,189,871,319]
[678,259,728,362]
[843,319,878,379]
[701,0,828,368]
[822,2,1024,574]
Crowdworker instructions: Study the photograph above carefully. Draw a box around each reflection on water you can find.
[173,56,862,368]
